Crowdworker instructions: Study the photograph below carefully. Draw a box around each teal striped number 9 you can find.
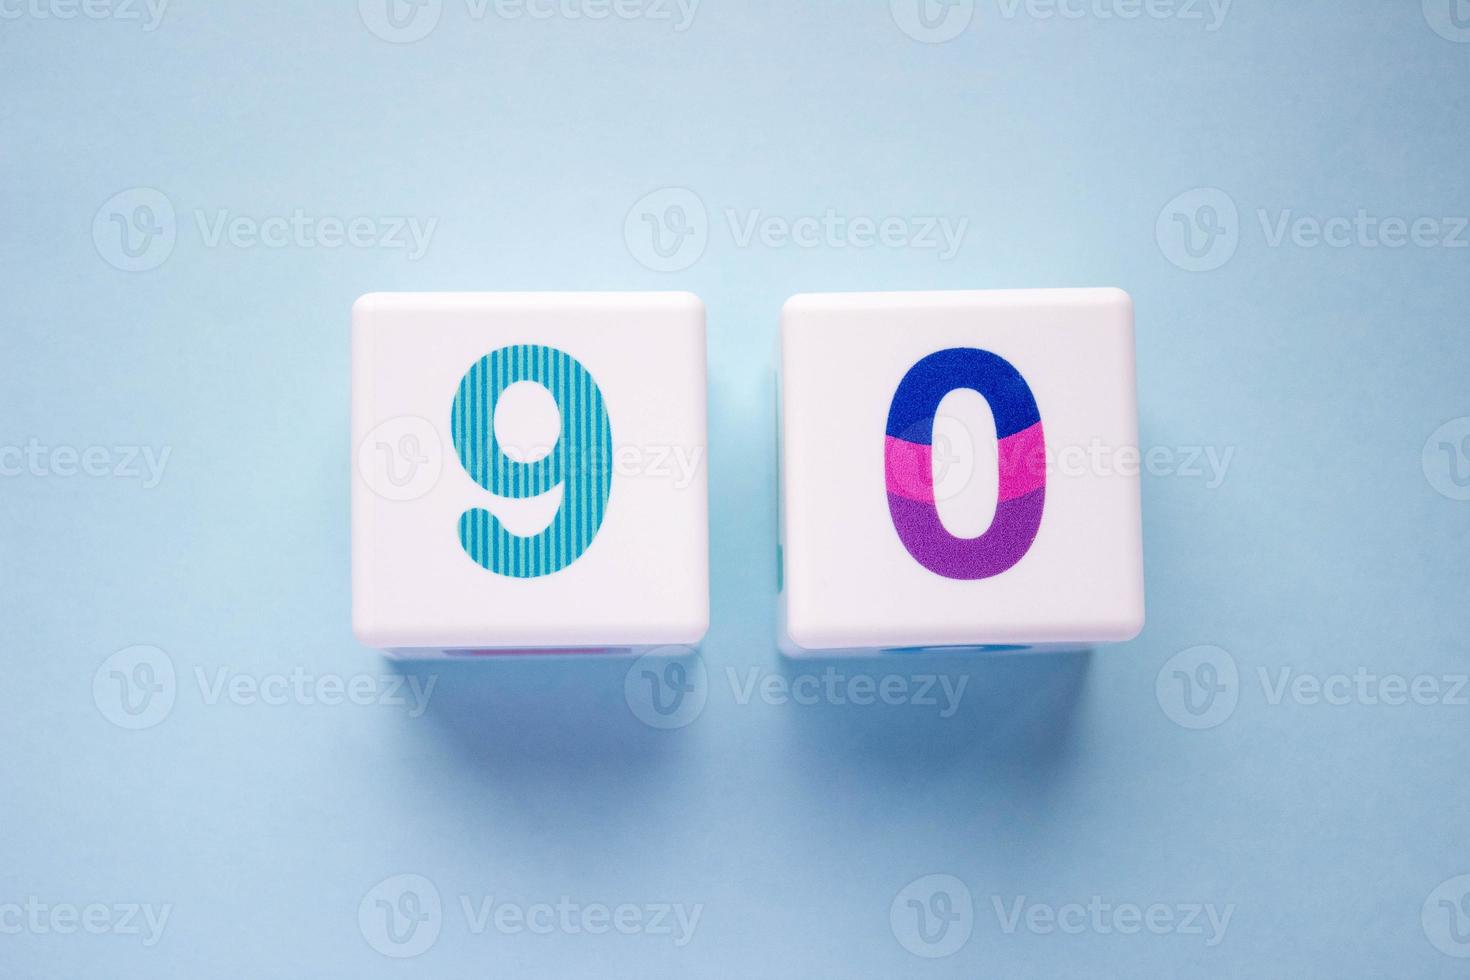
[450,344,612,578]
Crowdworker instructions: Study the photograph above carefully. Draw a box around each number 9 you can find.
[450,344,612,578]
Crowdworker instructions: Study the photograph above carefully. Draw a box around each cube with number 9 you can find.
[352,292,709,657]
[777,289,1145,655]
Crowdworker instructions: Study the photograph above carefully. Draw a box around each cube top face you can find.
[352,292,709,653]
[779,288,1144,653]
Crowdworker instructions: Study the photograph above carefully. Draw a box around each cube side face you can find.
[778,289,1144,654]
[352,292,709,654]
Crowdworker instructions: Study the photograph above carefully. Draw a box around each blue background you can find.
[3,1,1469,976]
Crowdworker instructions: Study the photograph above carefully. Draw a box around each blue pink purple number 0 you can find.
[884,347,1046,580]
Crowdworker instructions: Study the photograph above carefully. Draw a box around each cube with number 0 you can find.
[352,292,709,656]
[777,289,1145,655]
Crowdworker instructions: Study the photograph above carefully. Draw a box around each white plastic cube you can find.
[777,289,1145,655]
[352,292,709,657]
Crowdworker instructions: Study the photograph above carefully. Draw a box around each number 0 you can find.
[884,347,1046,580]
